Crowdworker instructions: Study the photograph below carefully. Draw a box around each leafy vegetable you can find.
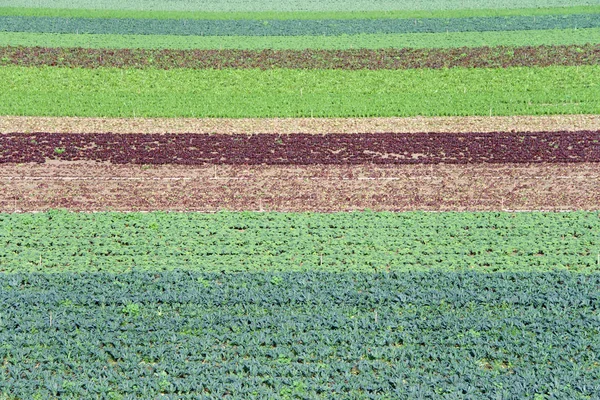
[1,28,598,50]
[0,270,598,398]
[1,210,599,273]
[3,14,597,36]
[1,65,598,117]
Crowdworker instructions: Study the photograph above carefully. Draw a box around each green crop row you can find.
[1,270,599,398]
[2,28,598,50]
[1,211,599,273]
[2,6,599,21]
[0,0,591,12]
[3,14,598,36]
[0,65,597,117]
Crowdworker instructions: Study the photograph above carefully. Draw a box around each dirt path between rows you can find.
[1,162,598,212]
[2,115,599,134]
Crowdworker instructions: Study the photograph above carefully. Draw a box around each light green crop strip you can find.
[0,0,594,12]
[1,210,599,273]
[1,28,599,50]
[0,5,599,20]
[0,65,598,118]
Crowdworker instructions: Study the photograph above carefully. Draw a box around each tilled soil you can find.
[2,115,599,134]
[1,162,598,212]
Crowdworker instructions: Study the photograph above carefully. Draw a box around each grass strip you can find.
[1,28,598,50]
[1,211,599,273]
[2,6,599,21]
[3,131,600,165]
[0,0,591,12]
[3,45,599,70]
[0,65,598,117]
[1,270,598,398]
[3,14,598,36]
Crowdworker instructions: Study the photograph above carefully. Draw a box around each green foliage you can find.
[0,270,598,398]
[0,0,591,12]
[1,210,599,273]
[1,28,598,50]
[2,6,600,20]
[0,65,598,117]
[121,303,140,317]
[3,14,598,36]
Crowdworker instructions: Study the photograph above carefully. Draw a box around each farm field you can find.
[1,211,600,273]
[4,28,600,49]
[2,66,599,117]
[0,0,598,11]
[3,45,600,69]
[2,270,599,398]
[1,0,600,398]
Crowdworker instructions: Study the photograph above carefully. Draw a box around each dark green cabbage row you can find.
[1,271,598,398]
[1,13,598,36]
[3,44,599,69]
[1,210,598,273]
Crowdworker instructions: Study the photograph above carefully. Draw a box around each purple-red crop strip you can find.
[2,132,599,165]
[2,45,600,70]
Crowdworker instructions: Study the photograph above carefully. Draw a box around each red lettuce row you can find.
[2,45,600,70]
[2,132,599,165]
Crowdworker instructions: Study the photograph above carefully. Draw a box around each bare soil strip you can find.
[2,115,599,135]
[2,162,598,212]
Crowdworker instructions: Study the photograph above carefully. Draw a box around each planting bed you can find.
[3,65,598,117]
[3,45,600,70]
[4,28,600,50]
[1,270,599,398]
[2,131,600,165]
[2,162,600,212]
[2,210,600,273]
[3,14,598,36]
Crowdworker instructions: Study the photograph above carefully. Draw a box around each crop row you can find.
[1,270,599,398]
[3,44,600,70]
[3,6,599,21]
[2,0,596,12]
[3,28,599,50]
[3,65,598,117]
[3,14,598,37]
[1,210,598,273]
[0,0,593,12]
[2,131,600,165]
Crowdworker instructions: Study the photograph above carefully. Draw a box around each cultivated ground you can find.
[2,115,599,134]
[1,1,599,398]
[2,162,599,212]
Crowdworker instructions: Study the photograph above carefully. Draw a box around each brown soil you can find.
[1,115,599,134]
[1,162,599,212]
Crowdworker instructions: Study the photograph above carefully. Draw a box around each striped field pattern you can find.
[1,1,600,398]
